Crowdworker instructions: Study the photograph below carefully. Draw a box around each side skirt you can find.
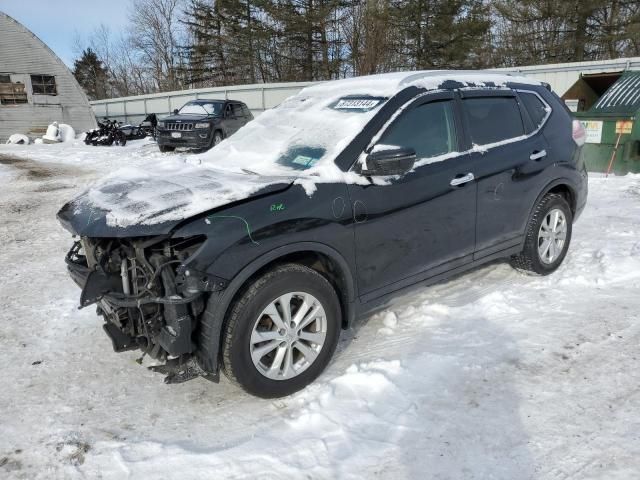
[355,243,523,319]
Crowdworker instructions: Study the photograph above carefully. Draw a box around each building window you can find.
[0,74,28,105]
[31,74,57,95]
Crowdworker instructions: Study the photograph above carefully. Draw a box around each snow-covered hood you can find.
[58,164,294,237]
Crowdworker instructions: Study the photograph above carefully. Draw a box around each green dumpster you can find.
[574,71,640,174]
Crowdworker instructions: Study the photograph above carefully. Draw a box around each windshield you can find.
[198,92,386,176]
[178,101,223,116]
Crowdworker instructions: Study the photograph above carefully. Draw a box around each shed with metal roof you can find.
[575,71,640,174]
[0,11,97,142]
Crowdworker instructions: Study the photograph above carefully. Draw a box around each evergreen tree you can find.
[72,48,110,100]
[388,0,492,70]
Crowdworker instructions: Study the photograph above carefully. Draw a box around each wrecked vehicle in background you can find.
[58,71,587,398]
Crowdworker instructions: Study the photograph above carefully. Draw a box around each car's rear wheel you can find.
[220,264,341,398]
[510,193,573,275]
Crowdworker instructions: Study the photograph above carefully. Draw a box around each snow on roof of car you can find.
[298,70,542,98]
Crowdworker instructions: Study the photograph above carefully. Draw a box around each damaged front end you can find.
[65,235,224,383]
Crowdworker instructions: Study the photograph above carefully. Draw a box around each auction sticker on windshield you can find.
[331,97,385,112]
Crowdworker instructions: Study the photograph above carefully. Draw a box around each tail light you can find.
[572,119,586,146]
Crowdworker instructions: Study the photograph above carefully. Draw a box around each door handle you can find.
[530,149,547,161]
[450,172,475,186]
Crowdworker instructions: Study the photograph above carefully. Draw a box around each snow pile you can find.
[58,124,76,143]
[5,133,29,145]
[42,122,61,143]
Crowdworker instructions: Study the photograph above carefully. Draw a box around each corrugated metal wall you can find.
[91,57,640,125]
[0,13,97,142]
[91,82,313,125]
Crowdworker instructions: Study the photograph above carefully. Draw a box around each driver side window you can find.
[380,100,457,161]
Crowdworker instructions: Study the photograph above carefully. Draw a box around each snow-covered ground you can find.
[1,140,639,479]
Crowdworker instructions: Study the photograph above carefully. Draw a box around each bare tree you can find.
[128,0,187,91]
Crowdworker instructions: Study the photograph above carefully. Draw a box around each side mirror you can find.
[363,146,416,176]
[173,109,179,115]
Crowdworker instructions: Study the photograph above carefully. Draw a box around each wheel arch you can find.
[196,242,357,375]
[224,242,355,326]
[530,178,577,221]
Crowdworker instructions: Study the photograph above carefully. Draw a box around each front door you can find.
[347,93,478,301]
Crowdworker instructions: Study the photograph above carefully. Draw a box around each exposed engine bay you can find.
[65,235,221,383]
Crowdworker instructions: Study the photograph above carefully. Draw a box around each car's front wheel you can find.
[213,130,223,146]
[158,145,175,153]
[511,192,573,275]
[220,264,341,398]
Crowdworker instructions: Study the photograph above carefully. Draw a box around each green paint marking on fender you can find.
[205,215,260,245]
[270,203,285,212]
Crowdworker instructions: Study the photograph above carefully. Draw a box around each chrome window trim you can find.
[514,89,553,135]
[351,87,553,175]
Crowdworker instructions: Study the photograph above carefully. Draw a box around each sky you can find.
[0,0,130,67]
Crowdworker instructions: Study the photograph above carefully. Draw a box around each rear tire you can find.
[219,264,341,398]
[510,193,573,275]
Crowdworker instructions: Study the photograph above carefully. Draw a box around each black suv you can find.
[58,71,588,398]
[156,99,253,152]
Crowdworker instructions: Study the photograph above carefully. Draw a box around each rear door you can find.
[224,103,243,135]
[347,92,478,301]
[241,104,254,124]
[460,90,552,258]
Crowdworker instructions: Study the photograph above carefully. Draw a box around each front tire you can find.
[213,130,223,146]
[220,264,341,398]
[159,145,175,153]
[511,193,573,275]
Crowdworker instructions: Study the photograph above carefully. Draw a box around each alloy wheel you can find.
[538,208,567,264]
[250,292,327,381]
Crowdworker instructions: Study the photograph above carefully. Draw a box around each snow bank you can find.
[1,144,640,479]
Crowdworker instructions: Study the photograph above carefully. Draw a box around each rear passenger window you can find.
[379,100,457,160]
[463,97,524,145]
[520,92,549,129]
[232,104,244,117]
[242,105,252,118]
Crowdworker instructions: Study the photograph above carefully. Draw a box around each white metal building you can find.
[91,57,640,124]
[0,12,97,142]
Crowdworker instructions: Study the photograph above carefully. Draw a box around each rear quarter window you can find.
[463,96,524,145]
[519,91,550,130]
